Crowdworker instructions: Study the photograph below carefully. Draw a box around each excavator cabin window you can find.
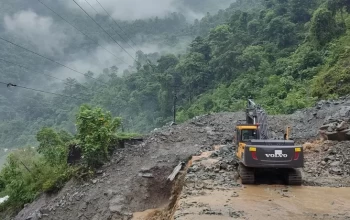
[241,129,258,142]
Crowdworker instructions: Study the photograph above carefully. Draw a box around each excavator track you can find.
[286,168,302,186]
[239,163,255,184]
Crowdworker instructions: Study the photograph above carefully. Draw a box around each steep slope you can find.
[9,97,350,220]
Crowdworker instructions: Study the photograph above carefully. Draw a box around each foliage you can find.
[76,105,122,168]
[36,128,70,166]
[115,132,142,140]
[1,0,350,150]
[0,103,132,215]
[0,147,72,213]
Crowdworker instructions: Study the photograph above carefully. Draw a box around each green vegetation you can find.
[0,105,124,214]
[3,0,350,149]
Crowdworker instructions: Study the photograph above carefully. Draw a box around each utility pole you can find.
[172,73,180,125]
[173,87,177,124]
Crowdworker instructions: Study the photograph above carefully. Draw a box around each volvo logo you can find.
[265,150,287,158]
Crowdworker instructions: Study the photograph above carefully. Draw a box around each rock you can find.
[231,192,239,197]
[336,121,348,131]
[138,173,154,178]
[109,195,124,214]
[330,161,341,167]
[220,162,228,170]
[219,145,231,154]
[330,168,342,175]
[229,210,244,218]
[40,207,50,214]
[324,156,335,162]
[26,210,42,220]
[188,165,199,173]
[200,209,222,215]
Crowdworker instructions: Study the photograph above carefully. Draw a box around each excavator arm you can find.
[246,99,268,139]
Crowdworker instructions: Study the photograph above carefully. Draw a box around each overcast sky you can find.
[0,0,233,82]
[63,0,186,21]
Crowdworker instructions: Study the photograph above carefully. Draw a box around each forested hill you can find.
[1,0,350,150]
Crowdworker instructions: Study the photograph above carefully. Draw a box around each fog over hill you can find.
[0,0,235,84]
[0,0,237,151]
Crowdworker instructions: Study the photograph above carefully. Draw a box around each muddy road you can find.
[175,185,350,220]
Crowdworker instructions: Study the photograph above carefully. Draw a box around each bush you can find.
[0,148,73,211]
[76,105,122,168]
[0,128,75,213]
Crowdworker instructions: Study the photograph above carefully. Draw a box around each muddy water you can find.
[175,185,350,220]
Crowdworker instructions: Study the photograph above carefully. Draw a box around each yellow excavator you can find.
[234,99,303,185]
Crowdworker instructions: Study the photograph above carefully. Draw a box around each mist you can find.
[0,0,235,87]
[3,10,71,56]
[61,0,211,21]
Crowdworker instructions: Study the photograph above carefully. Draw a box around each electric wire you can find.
[93,0,157,68]
[0,36,109,86]
[95,0,139,48]
[0,58,89,90]
[37,0,129,66]
[83,0,137,52]
[72,0,139,64]
[0,81,88,101]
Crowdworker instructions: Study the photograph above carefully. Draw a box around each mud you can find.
[174,186,350,220]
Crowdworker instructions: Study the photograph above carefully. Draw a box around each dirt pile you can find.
[319,110,350,140]
[303,141,350,187]
[174,145,243,220]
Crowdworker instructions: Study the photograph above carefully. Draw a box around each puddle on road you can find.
[175,185,350,220]
[242,185,350,215]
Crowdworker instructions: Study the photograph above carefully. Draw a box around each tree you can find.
[36,128,67,166]
[265,16,297,48]
[189,37,211,61]
[310,7,338,46]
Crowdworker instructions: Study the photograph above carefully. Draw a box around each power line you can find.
[0,36,108,86]
[72,0,139,64]
[0,58,89,90]
[95,0,139,49]
[36,0,129,66]
[0,81,88,101]
[85,0,137,52]
[93,0,158,68]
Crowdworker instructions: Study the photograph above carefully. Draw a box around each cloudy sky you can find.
[0,0,233,82]
[64,0,185,21]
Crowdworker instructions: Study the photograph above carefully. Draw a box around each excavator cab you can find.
[234,125,259,159]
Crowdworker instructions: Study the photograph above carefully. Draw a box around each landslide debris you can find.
[319,106,350,140]
[8,97,350,220]
[303,140,350,187]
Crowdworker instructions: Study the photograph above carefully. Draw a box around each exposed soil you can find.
[5,97,350,220]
